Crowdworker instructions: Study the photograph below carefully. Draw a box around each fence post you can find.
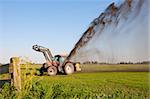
[9,57,21,90]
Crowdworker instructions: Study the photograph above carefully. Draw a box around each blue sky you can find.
[0,0,119,63]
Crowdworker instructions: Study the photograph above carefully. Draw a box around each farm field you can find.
[0,64,149,99]
[20,63,149,72]
[0,0,149,99]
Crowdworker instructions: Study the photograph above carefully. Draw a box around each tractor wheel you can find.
[47,66,57,76]
[64,63,74,75]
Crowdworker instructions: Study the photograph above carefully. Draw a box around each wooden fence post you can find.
[9,57,21,90]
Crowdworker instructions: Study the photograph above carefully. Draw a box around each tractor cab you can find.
[53,55,64,66]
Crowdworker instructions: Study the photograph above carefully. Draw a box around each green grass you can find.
[0,64,149,99]
[29,72,149,98]
[81,64,149,72]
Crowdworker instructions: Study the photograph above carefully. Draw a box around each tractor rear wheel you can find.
[64,63,74,75]
[47,66,57,76]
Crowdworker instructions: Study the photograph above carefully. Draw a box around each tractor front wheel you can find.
[47,66,57,76]
[64,63,74,75]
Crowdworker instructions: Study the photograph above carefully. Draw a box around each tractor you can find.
[32,45,81,76]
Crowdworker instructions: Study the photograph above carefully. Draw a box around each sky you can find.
[0,0,119,63]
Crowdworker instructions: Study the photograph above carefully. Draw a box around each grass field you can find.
[0,64,149,99]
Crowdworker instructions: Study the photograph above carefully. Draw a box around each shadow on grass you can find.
[0,79,11,88]
[0,64,11,88]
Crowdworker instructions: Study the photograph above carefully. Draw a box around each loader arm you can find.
[32,45,53,62]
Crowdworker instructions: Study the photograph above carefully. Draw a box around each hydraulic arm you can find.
[32,45,53,62]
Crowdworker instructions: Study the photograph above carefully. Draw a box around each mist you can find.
[69,0,149,63]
